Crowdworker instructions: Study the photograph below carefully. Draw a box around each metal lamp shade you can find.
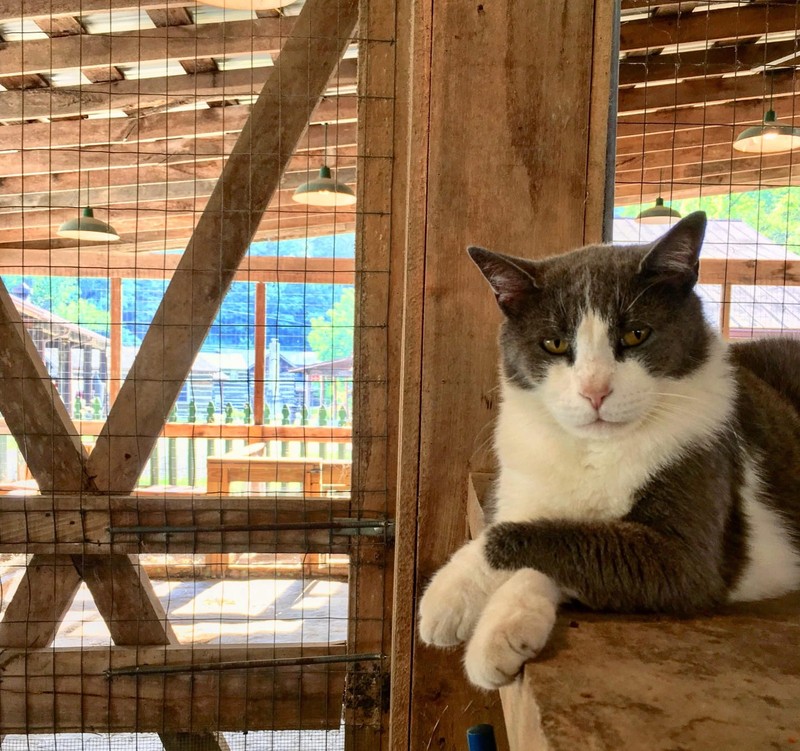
[292,166,357,207]
[57,207,121,242]
[635,196,682,225]
[733,109,800,154]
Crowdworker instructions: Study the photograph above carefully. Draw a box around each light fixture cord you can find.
[323,122,329,167]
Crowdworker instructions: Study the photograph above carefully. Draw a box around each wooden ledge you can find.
[468,475,800,750]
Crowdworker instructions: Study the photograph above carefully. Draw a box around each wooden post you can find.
[109,276,122,406]
[389,1,615,748]
[721,282,733,339]
[254,281,266,425]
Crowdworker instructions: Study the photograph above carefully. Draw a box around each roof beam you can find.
[0,120,358,176]
[0,186,358,235]
[0,249,357,281]
[617,67,796,114]
[0,59,357,120]
[618,39,800,86]
[0,0,189,22]
[620,3,800,53]
[0,17,296,77]
[0,95,356,149]
[0,146,358,200]
[0,163,357,211]
[617,92,800,137]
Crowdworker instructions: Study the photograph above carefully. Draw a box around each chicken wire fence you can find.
[614,1,800,340]
[0,0,392,749]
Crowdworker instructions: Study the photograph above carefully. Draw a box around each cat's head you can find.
[469,211,714,439]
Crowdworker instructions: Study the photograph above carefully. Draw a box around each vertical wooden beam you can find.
[391,1,614,748]
[87,0,359,493]
[253,282,266,425]
[721,283,733,339]
[109,276,122,406]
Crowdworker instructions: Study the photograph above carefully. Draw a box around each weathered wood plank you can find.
[1,97,355,151]
[393,0,612,748]
[618,40,800,87]
[0,0,187,21]
[0,495,355,554]
[0,554,81,648]
[88,0,359,494]
[0,281,92,493]
[0,644,348,733]
[0,216,357,251]
[0,123,357,178]
[0,252,356,283]
[72,555,176,645]
[0,61,356,121]
[619,3,800,53]
[0,18,295,77]
[618,68,794,114]
[347,3,396,749]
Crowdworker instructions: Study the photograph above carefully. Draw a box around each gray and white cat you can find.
[417,211,800,690]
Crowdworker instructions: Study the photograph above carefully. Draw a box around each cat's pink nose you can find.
[580,384,612,410]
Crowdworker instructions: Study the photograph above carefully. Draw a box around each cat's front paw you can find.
[418,539,500,647]
[463,570,558,690]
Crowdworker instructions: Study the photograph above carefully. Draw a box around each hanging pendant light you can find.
[636,169,681,224]
[733,72,800,154]
[292,123,356,208]
[57,207,120,242]
[733,109,800,153]
[636,196,682,224]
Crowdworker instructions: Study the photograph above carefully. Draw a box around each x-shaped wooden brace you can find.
[0,0,358,745]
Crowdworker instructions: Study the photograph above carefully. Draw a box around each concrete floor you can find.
[0,556,349,648]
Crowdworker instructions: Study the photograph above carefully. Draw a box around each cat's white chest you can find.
[493,413,648,523]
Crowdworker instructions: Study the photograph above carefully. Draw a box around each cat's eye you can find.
[542,338,570,355]
[621,327,652,348]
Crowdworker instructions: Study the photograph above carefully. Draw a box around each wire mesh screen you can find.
[0,0,392,748]
[615,1,800,344]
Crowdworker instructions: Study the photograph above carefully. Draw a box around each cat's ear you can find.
[638,211,707,288]
[468,246,539,316]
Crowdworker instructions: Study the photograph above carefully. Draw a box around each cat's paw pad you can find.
[418,558,490,647]
[463,595,556,689]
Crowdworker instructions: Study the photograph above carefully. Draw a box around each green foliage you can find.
[307,286,355,362]
[616,187,800,254]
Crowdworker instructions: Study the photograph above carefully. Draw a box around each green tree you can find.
[616,187,800,255]
[307,286,355,361]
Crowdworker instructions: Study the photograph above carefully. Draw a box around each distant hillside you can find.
[3,234,356,353]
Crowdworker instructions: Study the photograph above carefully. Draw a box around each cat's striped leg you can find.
[464,568,560,689]
[418,536,510,647]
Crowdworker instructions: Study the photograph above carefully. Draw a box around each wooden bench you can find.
[206,442,352,495]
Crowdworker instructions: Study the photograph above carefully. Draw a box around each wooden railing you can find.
[0,416,352,490]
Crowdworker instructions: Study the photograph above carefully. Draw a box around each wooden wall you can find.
[388,1,615,748]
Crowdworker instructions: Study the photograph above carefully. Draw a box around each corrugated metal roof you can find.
[612,218,790,260]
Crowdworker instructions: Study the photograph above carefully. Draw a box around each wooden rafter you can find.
[0,644,347,733]
[618,67,796,114]
[0,17,295,77]
[0,60,356,120]
[0,96,356,149]
[618,39,800,86]
[620,3,800,53]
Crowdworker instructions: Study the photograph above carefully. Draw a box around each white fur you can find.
[464,569,559,689]
[494,314,735,524]
[418,537,511,647]
[730,455,800,602]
